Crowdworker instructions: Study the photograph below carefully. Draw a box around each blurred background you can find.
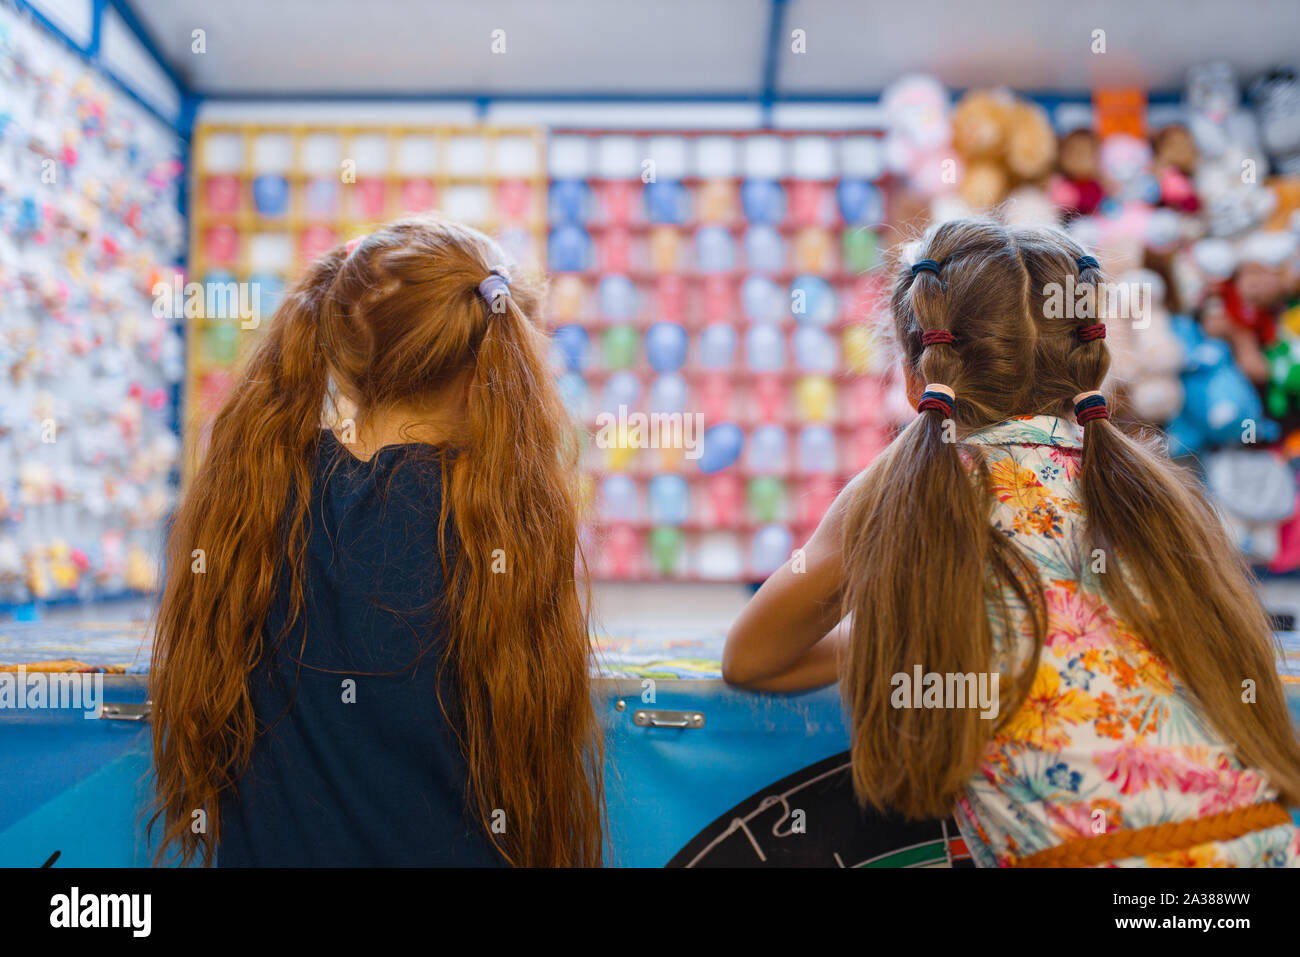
[2,0,1300,659]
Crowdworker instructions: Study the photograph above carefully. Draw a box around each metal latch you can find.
[633,709,705,729]
[99,701,152,722]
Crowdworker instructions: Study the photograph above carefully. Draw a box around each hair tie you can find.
[1076,255,1100,272]
[478,267,512,307]
[917,383,955,418]
[921,329,955,347]
[911,259,941,278]
[1078,323,1106,342]
[1073,390,1109,425]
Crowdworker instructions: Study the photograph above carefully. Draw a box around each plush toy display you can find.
[1249,68,1300,176]
[1049,128,1105,218]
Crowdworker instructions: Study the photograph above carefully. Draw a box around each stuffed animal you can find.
[1248,67,1300,176]
[1105,269,1185,422]
[1151,125,1201,213]
[1049,128,1104,218]
[950,89,1056,210]
[1204,448,1297,563]
[1166,313,1279,456]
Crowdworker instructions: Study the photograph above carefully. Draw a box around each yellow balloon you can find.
[842,324,875,374]
[699,180,735,223]
[606,430,637,470]
[794,228,833,273]
[551,275,586,322]
[795,375,835,422]
[649,227,681,272]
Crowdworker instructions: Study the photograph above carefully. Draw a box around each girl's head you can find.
[843,217,1300,819]
[150,216,602,867]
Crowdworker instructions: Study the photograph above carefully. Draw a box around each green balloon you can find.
[649,526,684,576]
[205,321,239,364]
[842,228,878,273]
[748,477,785,524]
[603,325,640,370]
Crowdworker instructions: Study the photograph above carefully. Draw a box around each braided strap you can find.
[1009,801,1292,868]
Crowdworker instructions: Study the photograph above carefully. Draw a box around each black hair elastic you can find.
[1076,255,1100,272]
[1073,391,1109,425]
[911,259,941,278]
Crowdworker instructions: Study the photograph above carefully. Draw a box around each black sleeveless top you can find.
[217,431,504,866]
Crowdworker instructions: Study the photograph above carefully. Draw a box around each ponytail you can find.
[1051,239,1300,805]
[150,251,342,864]
[842,221,1047,819]
[441,292,604,867]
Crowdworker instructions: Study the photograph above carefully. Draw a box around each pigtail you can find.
[442,282,604,867]
[150,251,343,865]
[841,230,1045,819]
[1063,259,1300,804]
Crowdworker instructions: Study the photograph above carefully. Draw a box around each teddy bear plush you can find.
[950,89,1056,210]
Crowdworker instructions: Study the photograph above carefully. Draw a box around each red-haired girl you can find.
[150,217,602,867]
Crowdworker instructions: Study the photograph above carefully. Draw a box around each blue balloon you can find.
[304,178,338,215]
[836,179,884,225]
[745,226,786,273]
[750,524,794,577]
[697,226,736,273]
[248,273,285,317]
[601,474,639,521]
[548,226,593,272]
[556,372,590,420]
[746,325,785,371]
[698,324,737,369]
[252,174,289,216]
[598,275,638,320]
[793,325,837,371]
[798,425,837,473]
[650,374,689,414]
[602,371,642,413]
[552,324,590,372]
[789,274,836,325]
[742,276,781,323]
[748,425,788,473]
[644,180,689,224]
[548,180,590,224]
[699,423,745,474]
[648,474,691,525]
[741,179,785,224]
[645,321,689,373]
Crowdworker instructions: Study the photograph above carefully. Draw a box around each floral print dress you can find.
[953,415,1299,867]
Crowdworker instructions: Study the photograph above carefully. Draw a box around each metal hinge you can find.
[633,709,705,729]
[99,700,152,721]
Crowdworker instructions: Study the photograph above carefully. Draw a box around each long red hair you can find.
[150,216,603,866]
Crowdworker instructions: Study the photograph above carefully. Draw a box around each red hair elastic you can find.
[1078,324,1106,342]
[921,330,955,347]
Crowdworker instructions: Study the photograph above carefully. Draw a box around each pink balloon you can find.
[754,376,787,421]
[708,474,743,526]
[605,525,641,578]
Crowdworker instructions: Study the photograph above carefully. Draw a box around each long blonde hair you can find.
[840,218,1300,819]
[150,216,604,866]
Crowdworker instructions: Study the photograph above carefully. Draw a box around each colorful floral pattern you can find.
[953,416,1299,868]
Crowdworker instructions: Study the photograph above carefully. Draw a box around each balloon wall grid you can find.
[186,123,548,476]
[547,130,895,582]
